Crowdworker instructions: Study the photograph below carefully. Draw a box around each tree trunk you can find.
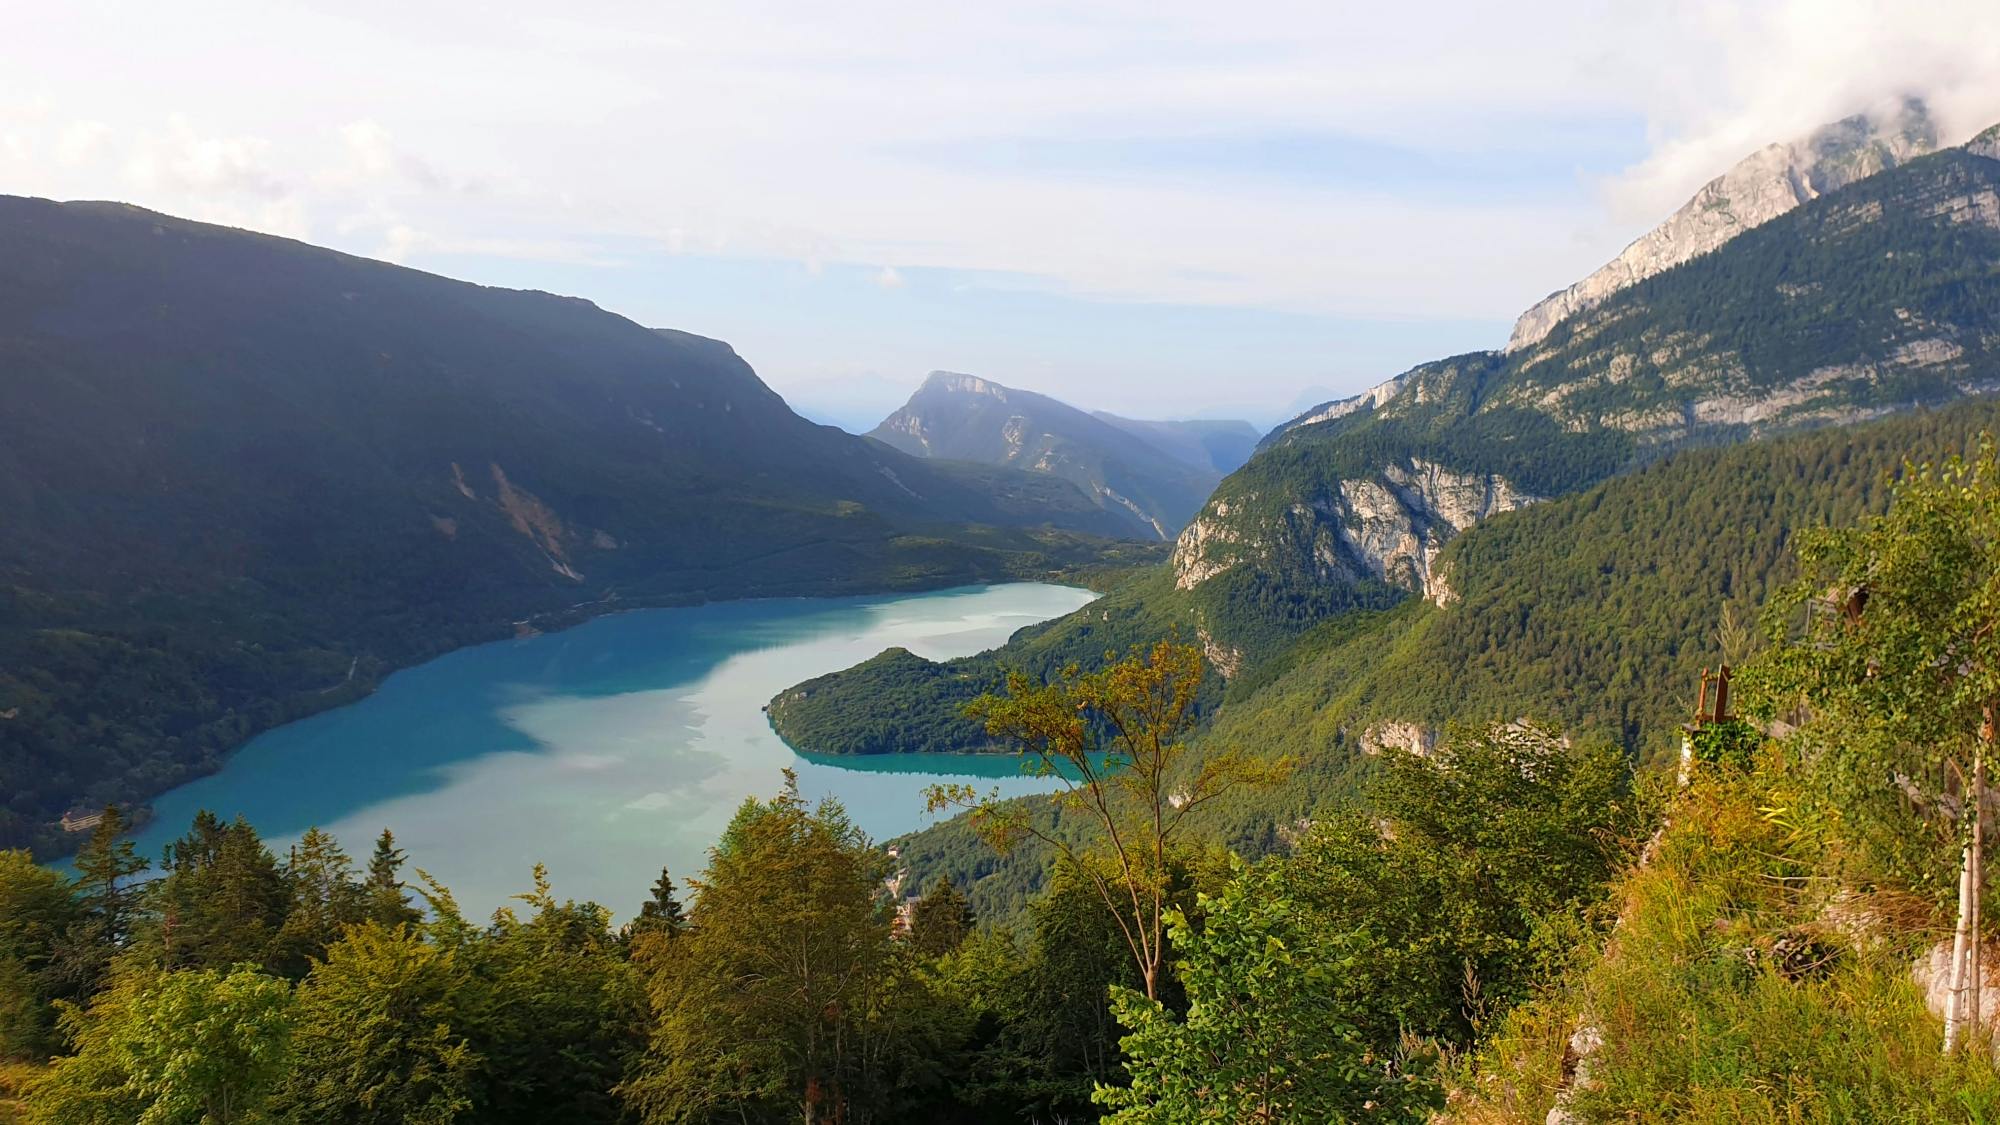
[1974,740,1986,1046]
[1947,733,1989,1053]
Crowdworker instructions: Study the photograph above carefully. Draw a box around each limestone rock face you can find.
[1969,123,2000,162]
[1170,460,1535,598]
[1507,98,1938,352]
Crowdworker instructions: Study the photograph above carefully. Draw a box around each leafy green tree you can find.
[0,850,84,1058]
[931,640,1287,1000]
[908,876,975,959]
[475,866,646,1123]
[29,965,295,1125]
[275,922,480,1125]
[1287,722,1639,1043]
[362,830,419,929]
[1755,436,2000,1052]
[273,828,365,977]
[622,773,939,1124]
[1094,862,1437,1124]
[148,812,289,972]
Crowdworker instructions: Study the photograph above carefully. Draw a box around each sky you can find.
[6,1,2000,430]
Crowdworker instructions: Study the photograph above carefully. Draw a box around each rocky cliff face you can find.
[1969,123,2000,162]
[1171,458,1536,600]
[1211,115,2000,652]
[1507,98,1938,352]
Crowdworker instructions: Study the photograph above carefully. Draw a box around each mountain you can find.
[1506,97,1938,351]
[0,196,1156,853]
[1088,414,1261,475]
[866,372,1230,539]
[1194,125,2000,636]
[767,109,2000,790]
[855,390,2000,926]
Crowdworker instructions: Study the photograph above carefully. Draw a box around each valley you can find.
[7,27,2000,1118]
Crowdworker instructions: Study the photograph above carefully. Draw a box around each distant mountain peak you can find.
[920,370,1008,399]
[1507,97,1939,352]
[869,372,1246,539]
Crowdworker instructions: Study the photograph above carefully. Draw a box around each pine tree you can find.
[625,866,686,945]
[70,805,147,944]
[363,828,420,929]
[149,811,289,971]
[908,875,975,958]
[57,805,149,996]
[274,827,366,975]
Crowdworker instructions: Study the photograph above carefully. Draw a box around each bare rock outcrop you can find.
[1508,98,1937,352]
[1172,461,1534,600]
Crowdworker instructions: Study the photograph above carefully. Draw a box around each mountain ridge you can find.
[1506,96,1939,351]
[0,196,1152,852]
[867,371,1238,539]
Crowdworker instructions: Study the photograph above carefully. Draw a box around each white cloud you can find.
[1598,0,2000,228]
[1,0,1998,411]
[54,121,109,165]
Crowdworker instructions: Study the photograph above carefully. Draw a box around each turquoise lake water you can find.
[114,583,1098,919]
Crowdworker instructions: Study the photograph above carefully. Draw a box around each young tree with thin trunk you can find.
[1759,436,2000,1053]
[927,640,1288,1001]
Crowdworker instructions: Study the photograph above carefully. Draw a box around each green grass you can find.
[1452,773,2000,1123]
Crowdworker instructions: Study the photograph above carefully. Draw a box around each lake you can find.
[113,582,1098,919]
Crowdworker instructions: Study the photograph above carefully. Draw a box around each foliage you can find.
[148,813,289,973]
[624,867,686,946]
[1095,860,1438,1124]
[623,774,942,1124]
[275,923,480,1125]
[0,853,84,1059]
[1476,776,2000,1124]
[361,831,420,930]
[1751,434,2000,901]
[908,876,976,959]
[1689,720,1762,772]
[30,965,295,1125]
[931,641,1288,999]
[1286,723,1644,1045]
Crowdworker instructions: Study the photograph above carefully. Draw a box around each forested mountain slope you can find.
[882,394,2000,918]
[1507,97,1937,350]
[1185,136,2000,643]
[0,197,1146,853]
[773,129,2000,786]
[869,372,1227,539]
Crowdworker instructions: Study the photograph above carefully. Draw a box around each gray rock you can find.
[1507,98,1938,352]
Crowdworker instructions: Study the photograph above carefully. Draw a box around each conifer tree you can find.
[363,828,420,928]
[149,811,289,971]
[624,866,686,948]
[908,875,975,958]
[275,827,366,975]
[70,805,147,946]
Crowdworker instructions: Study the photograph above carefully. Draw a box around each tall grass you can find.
[1451,774,2000,1123]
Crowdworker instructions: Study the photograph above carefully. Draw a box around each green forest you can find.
[18,426,2000,1121]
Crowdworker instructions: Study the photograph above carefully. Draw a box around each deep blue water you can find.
[111,583,1097,918]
